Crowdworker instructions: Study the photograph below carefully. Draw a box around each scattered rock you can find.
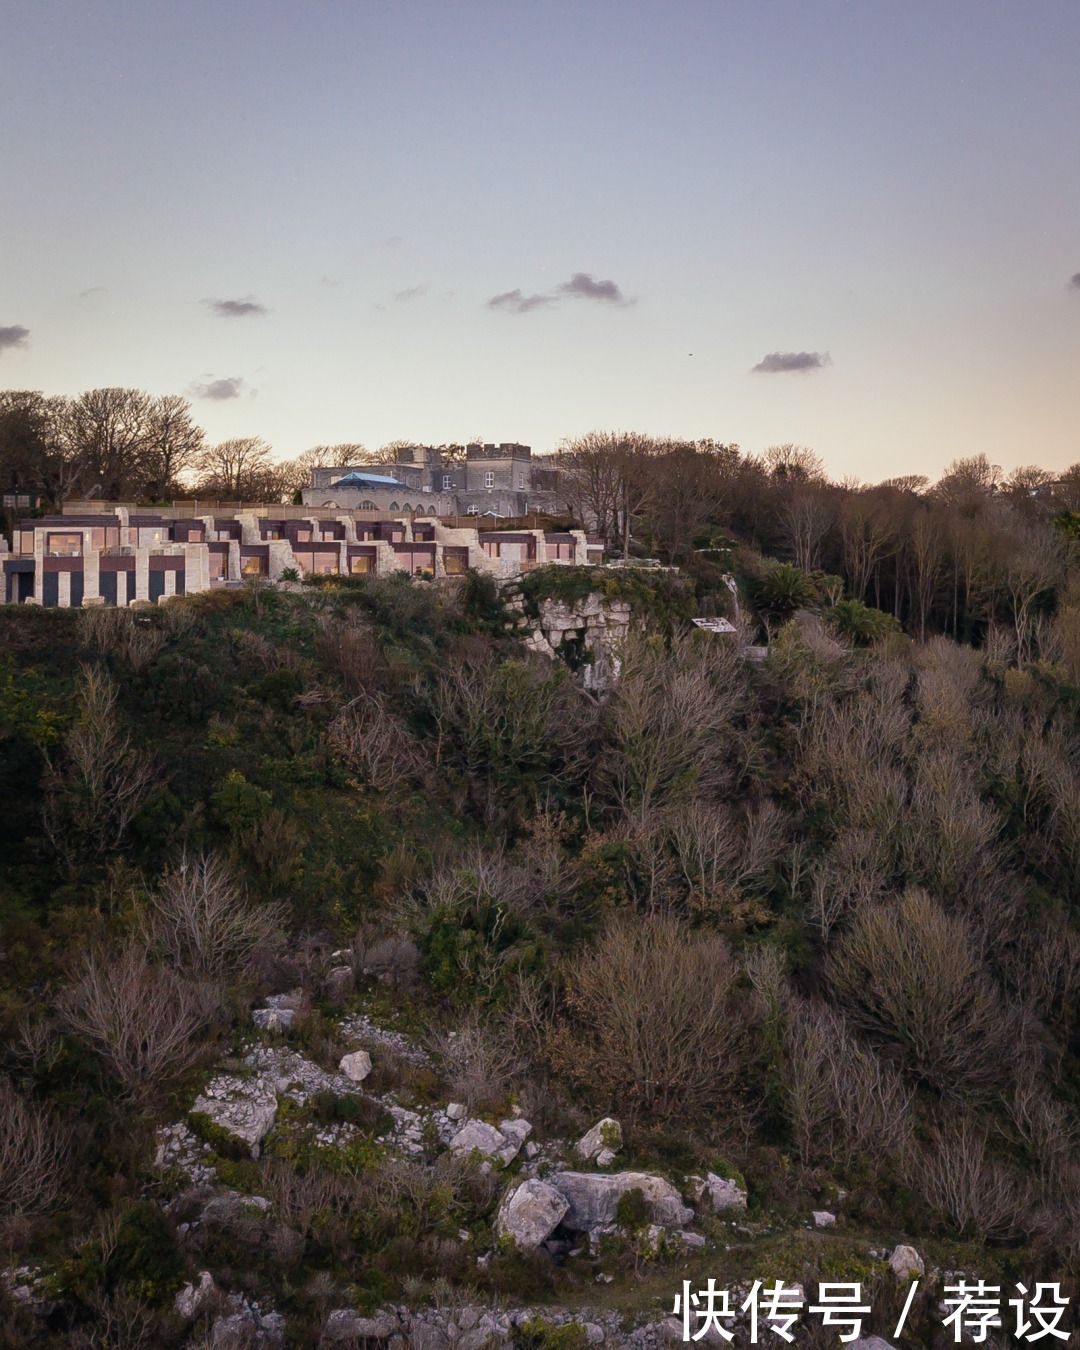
[595,1147,618,1168]
[813,1210,836,1228]
[446,1101,467,1121]
[450,1117,531,1166]
[191,1075,279,1159]
[495,1178,570,1250]
[576,1117,622,1162]
[252,1007,296,1032]
[888,1244,924,1280]
[695,1172,747,1213]
[552,1171,693,1231]
[323,1308,396,1342]
[175,1271,217,1322]
[325,965,354,999]
[339,1049,372,1083]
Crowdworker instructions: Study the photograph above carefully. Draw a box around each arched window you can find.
[360,500,377,510]
[321,500,338,508]
[389,502,399,511]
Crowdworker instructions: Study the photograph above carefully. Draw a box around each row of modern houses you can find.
[1,504,600,608]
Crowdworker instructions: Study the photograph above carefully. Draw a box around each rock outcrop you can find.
[495,1178,570,1249]
[576,1118,622,1166]
[521,594,641,690]
[551,1172,693,1232]
[450,1117,532,1167]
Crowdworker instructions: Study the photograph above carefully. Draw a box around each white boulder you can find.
[495,1178,570,1249]
[576,1117,622,1162]
[813,1210,836,1227]
[175,1270,217,1321]
[450,1117,531,1167]
[338,1049,372,1083]
[698,1171,747,1213]
[888,1245,924,1280]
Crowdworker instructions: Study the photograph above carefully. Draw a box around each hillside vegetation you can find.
[2,559,1080,1344]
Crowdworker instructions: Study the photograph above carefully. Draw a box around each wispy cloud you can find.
[78,286,107,299]
[204,296,268,318]
[1069,273,1080,290]
[488,271,632,314]
[557,272,627,304]
[190,376,244,400]
[488,288,555,314]
[752,350,831,374]
[394,284,428,302]
[0,325,29,353]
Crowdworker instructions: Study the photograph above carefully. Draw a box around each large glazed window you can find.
[47,532,82,556]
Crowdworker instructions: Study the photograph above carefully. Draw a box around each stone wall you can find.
[509,588,644,690]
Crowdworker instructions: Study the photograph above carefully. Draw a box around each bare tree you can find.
[826,888,1015,1098]
[141,852,286,979]
[42,666,162,873]
[193,436,278,500]
[839,493,895,603]
[911,1117,1033,1240]
[556,432,624,538]
[668,799,784,917]
[1004,524,1065,663]
[782,999,915,1170]
[780,484,833,571]
[63,387,156,499]
[595,633,744,820]
[550,913,757,1122]
[427,1011,526,1113]
[55,944,219,1107]
[328,693,427,796]
[0,1079,71,1215]
[145,394,204,497]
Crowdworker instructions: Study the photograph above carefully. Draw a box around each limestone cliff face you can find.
[510,591,644,689]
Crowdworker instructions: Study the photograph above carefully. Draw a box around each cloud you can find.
[557,272,627,304]
[394,284,427,302]
[488,288,555,314]
[488,271,632,314]
[191,376,244,400]
[751,350,831,374]
[204,296,267,318]
[0,325,29,353]
[78,286,107,299]
[1069,273,1080,290]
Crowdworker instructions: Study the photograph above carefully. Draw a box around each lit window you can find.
[241,555,266,576]
[47,532,82,557]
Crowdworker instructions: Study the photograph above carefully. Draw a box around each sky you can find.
[1,0,1079,481]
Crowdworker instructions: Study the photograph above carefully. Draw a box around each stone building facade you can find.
[304,444,556,518]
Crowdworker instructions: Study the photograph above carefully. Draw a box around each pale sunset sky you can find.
[2,0,1079,479]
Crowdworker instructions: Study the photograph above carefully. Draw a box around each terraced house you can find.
[1,505,599,608]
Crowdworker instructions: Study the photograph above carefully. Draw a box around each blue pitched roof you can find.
[332,471,405,489]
